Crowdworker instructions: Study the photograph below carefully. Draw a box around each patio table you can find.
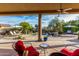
[39,43,49,56]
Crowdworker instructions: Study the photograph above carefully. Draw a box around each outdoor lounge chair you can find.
[60,47,79,56]
[60,45,79,56]
[60,48,73,56]
[13,31,21,35]
[12,40,39,56]
[49,48,79,56]
[49,45,79,56]
[10,31,14,35]
[10,31,20,36]
[13,31,17,35]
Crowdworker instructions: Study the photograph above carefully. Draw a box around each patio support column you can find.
[38,14,42,41]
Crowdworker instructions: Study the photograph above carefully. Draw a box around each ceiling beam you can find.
[0,3,79,15]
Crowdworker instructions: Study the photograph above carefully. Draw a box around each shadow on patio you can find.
[67,39,79,44]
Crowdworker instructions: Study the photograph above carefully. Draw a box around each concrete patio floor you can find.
[0,34,78,56]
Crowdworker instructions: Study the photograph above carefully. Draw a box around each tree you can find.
[20,22,33,34]
[48,17,64,33]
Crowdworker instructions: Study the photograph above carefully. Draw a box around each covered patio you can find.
[0,3,79,56]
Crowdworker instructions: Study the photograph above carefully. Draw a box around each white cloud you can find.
[0,14,79,27]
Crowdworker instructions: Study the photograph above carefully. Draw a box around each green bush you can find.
[71,26,79,32]
[63,26,79,33]
[17,35,23,39]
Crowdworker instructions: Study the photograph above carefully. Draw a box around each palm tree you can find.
[20,22,33,34]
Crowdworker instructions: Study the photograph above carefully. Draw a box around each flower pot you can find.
[44,37,48,41]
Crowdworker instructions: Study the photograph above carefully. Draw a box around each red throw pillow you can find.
[61,48,73,56]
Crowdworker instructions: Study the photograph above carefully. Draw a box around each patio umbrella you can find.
[64,25,76,28]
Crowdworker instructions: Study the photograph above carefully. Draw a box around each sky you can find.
[0,14,79,27]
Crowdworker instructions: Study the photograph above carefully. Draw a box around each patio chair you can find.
[60,46,79,56]
[10,31,20,36]
[12,40,39,56]
[10,31,14,35]
[13,31,17,35]
[60,48,73,56]
[13,31,21,35]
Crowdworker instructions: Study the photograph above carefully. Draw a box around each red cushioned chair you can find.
[12,40,39,56]
[61,46,79,56]
[72,49,79,56]
[61,48,73,56]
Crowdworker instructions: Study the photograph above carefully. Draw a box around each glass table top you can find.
[39,43,49,48]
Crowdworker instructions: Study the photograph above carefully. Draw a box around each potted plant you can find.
[44,36,48,41]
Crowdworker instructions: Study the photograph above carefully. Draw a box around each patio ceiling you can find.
[0,3,79,15]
